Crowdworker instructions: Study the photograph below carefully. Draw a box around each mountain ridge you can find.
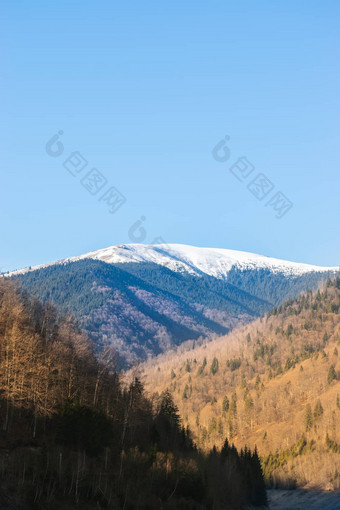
[5,243,338,278]
[6,244,338,366]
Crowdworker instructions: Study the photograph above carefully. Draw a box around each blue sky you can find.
[1,0,339,272]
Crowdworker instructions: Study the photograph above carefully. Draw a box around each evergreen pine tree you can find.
[211,357,219,375]
[328,364,336,384]
[305,404,313,432]
[222,395,229,413]
[313,399,323,419]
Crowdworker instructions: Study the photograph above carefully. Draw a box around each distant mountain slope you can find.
[140,275,340,489]
[8,244,338,365]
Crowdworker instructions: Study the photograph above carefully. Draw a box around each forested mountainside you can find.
[141,275,340,490]
[0,279,267,509]
[11,243,336,366]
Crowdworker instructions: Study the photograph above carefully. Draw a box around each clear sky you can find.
[1,0,339,272]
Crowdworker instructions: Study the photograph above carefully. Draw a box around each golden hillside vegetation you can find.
[138,276,340,489]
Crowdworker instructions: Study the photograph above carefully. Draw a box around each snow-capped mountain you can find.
[76,243,338,277]
[8,244,338,366]
[8,243,338,278]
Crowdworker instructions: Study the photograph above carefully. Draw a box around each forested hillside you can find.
[141,275,340,490]
[12,250,335,366]
[0,279,267,509]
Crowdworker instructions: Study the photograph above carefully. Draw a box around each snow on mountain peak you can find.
[4,243,338,279]
[74,243,338,279]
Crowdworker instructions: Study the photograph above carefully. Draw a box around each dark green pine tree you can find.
[305,404,313,432]
[211,357,219,375]
[230,392,237,418]
[313,399,323,419]
[249,447,268,506]
[154,389,183,451]
[220,438,239,466]
[222,395,230,413]
[328,364,337,385]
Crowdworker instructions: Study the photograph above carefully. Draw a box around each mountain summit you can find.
[9,243,337,279]
[9,244,338,365]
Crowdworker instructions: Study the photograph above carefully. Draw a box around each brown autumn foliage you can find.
[0,278,268,509]
[0,279,120,428]
[141,275,340,490]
